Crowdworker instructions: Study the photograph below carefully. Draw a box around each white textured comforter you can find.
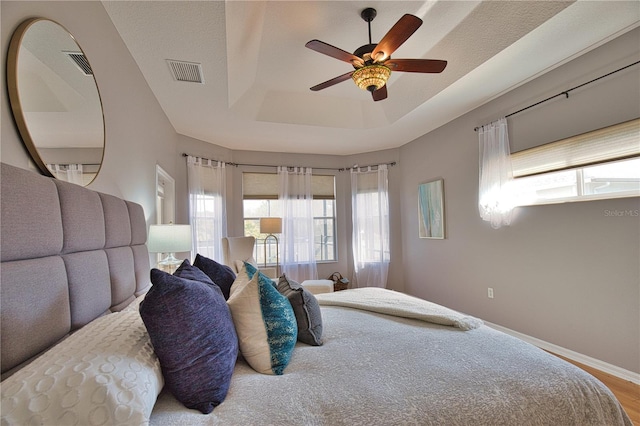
[150,288,631,425]
[315,287,484,330]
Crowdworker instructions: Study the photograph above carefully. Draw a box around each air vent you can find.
[166,59,204,83]
[64,51,93,76]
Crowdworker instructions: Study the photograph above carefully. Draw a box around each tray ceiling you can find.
[102,1,640,155]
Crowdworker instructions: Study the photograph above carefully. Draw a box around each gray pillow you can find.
[277,274,323,346]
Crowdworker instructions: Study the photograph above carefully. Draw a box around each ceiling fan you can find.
[306,7,447,101]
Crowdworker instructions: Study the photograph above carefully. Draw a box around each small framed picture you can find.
[418,179,445,239]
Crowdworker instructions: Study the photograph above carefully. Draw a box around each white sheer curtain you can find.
[48,164,83,185]
[478,118,515,229]
[351,164,390,288]
[278,166,317,282]
[187,155,227,261]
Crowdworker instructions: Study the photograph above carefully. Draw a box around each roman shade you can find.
[511,118,640,178]
[243,172,335,200]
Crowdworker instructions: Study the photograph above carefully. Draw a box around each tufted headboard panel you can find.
[0,163,151,375]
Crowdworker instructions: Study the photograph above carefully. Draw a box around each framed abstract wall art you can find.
[418,179,445,239]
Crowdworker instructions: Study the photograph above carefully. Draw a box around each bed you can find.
[0,162,632,426]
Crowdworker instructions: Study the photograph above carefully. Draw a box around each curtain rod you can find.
[473,60,640,132]
[182,153,396,171]
[338,162,396,172]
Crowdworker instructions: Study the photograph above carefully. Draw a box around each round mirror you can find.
[7,18,104,186]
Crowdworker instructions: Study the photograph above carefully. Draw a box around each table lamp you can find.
[148,224,192,272]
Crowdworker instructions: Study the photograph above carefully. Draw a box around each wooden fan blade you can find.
[306,40,362,65]
[372,85,388,101]
[384,59,447,73]
[371,14,422,62]
[310,71,354,91]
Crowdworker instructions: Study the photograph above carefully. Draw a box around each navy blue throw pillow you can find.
[193,254,236,300]
[140,268,238,414]
[174,259,214,284]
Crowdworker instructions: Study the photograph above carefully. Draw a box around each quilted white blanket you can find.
[316,287,483,330]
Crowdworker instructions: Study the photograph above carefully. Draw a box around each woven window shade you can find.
[512,118,640,178]
[242,173,335,199]
[353,170,380,193]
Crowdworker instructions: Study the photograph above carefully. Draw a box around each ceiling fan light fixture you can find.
[372,51,387,62]
[352,64,391,92]
[306,10,444,100]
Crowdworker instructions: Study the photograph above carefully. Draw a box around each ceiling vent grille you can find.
[166,59,204,83]
[64,51,93,76]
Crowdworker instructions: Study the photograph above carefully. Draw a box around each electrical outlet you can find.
[488,288,494,299]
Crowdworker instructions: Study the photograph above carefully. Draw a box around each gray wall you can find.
[399,28,640,373]
[2,2,638,374]
[1,1,179,224]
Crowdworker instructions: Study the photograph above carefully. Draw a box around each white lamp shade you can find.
[260,217,282,234]
[147,224,192,253]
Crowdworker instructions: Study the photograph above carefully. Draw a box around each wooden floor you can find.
[550,353,640,425]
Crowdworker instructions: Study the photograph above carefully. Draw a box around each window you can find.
[511,119,640,205]
[350,165,390,288]
[155,165,175,264]
[242,173,337,263]
[313,199,336,262]
[351,168,390,263]
[187,157,227,261]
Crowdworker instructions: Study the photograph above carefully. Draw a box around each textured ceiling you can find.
[102,1,640,155]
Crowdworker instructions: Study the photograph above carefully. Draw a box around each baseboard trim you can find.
[485,321,640,385]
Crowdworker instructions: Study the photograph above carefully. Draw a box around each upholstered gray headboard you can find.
[0,163,151,376]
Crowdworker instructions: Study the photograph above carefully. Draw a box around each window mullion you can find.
[576,168,585,196]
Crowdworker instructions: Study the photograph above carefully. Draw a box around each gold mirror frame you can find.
[7,18,105,186]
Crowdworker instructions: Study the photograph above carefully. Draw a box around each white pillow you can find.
[227,267,297,375]
[120,293,146,312]
[0,309,163,426]
[232,256,257,275]
[229,264,252,296]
